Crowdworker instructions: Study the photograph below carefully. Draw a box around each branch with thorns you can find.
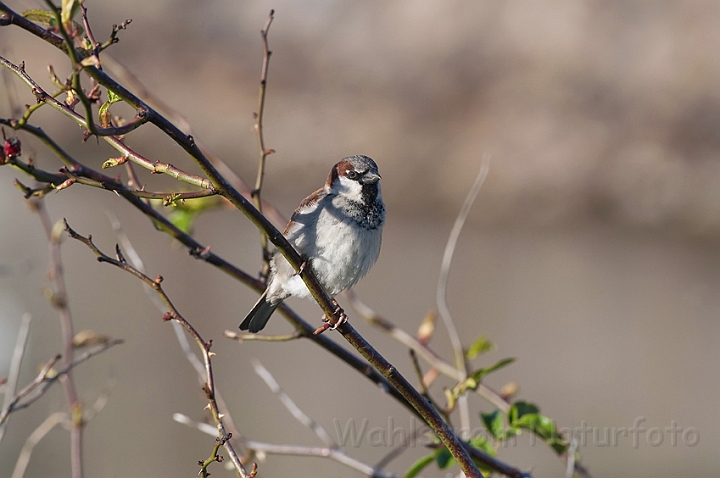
[63,219,248,478]
[251,9,276,277]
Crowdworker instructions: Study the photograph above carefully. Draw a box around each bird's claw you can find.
[294,256,309,276]
[314,306,348,335]
[330,306,348,330]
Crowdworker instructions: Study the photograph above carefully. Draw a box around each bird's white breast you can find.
[271,194,383,299]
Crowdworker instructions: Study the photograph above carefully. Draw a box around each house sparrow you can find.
[240,155,385,333]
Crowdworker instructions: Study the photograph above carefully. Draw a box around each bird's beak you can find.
[362,172,381,184]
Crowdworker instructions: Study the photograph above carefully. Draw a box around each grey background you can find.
[1,1,719,477]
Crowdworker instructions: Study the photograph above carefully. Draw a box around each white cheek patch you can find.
[337,176,364,200]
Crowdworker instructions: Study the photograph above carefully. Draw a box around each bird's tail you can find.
[240,291,280,333]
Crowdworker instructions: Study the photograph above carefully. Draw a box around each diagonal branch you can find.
[35,200,83,478]
[251,9,276,276]
[0,340,122,426]
[0,57,212,189]
[174,413,399,478]
[253,360,336,448]
[437,158,490,434]
[0,313,31,444]
[11,412,67,478]
[63,221,248,478]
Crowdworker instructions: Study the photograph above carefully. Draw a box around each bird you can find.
[240,155,385,333]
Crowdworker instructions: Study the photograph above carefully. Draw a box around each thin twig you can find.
[106,213,244,453]
[79,6,100,65]
[11,412,67,478]
[0,341,123,422]
[36,200,83,478]
[0,57,209,188]
[100,53,288,227]
[64,221,248,478]
[251,9,276,276]
[253,360,336,448]
[0,313,31,444]
[436,157,490,433]
[224,330,301,343]
[408,349,448,423]
[347,290,511,413]
[42,0,99,138]
[565,438,578,478]
[174,413,399,478]
[0,354,61,426]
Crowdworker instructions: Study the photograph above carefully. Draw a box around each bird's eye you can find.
[346,170,359,180]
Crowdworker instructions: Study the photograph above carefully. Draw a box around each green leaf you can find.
[469,435,496,456]
[163,192,185,207]
[507,400,539,426]
[61,0,84,28]
[513,413,542,430]
[434,447,455,469]
[470,357,516,383]
[107,90,121,103]
[404,454,435,478]
[22,9,56,26]
[549,439,569,455]
[98,90,123,127]
[480,410,504,440]
[444,387,456,410]
[466,335,494,359]
[168,209,198,235]
[507,402,570,456]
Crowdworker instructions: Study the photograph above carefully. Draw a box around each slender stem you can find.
[11,412,67,478]
[2,341,122,418]
[0,58,209,189]
[176,412,397,478]
[36,202,83,478]
[42,0,98,137]
[347,288,512,412]
[64,222,248,478]
[225,331,301,343]
[436,159,490,433]
[251,10,275,276]
[0,314,32,444]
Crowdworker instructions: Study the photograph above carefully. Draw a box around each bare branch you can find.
[105,213,244,453]
[253,360,336,448]
[436,157,490,432]
[35,200,83,478]
[0,340,123,423]
[174,413,399,478]
[63,221,248,478]
[11,412,67,478]
[347,289,511,413]
[0,57,211,189]
[0,313,31,444]
[99,54,289,226]
[0,354,61,427]
[251,9,276,276]
[224,330,301,343]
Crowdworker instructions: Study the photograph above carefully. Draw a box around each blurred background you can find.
[1,1,719,477]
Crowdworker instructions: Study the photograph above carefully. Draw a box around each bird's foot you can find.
[313,305,348,335]
[330,306,348,330]
[293,255,309,276]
